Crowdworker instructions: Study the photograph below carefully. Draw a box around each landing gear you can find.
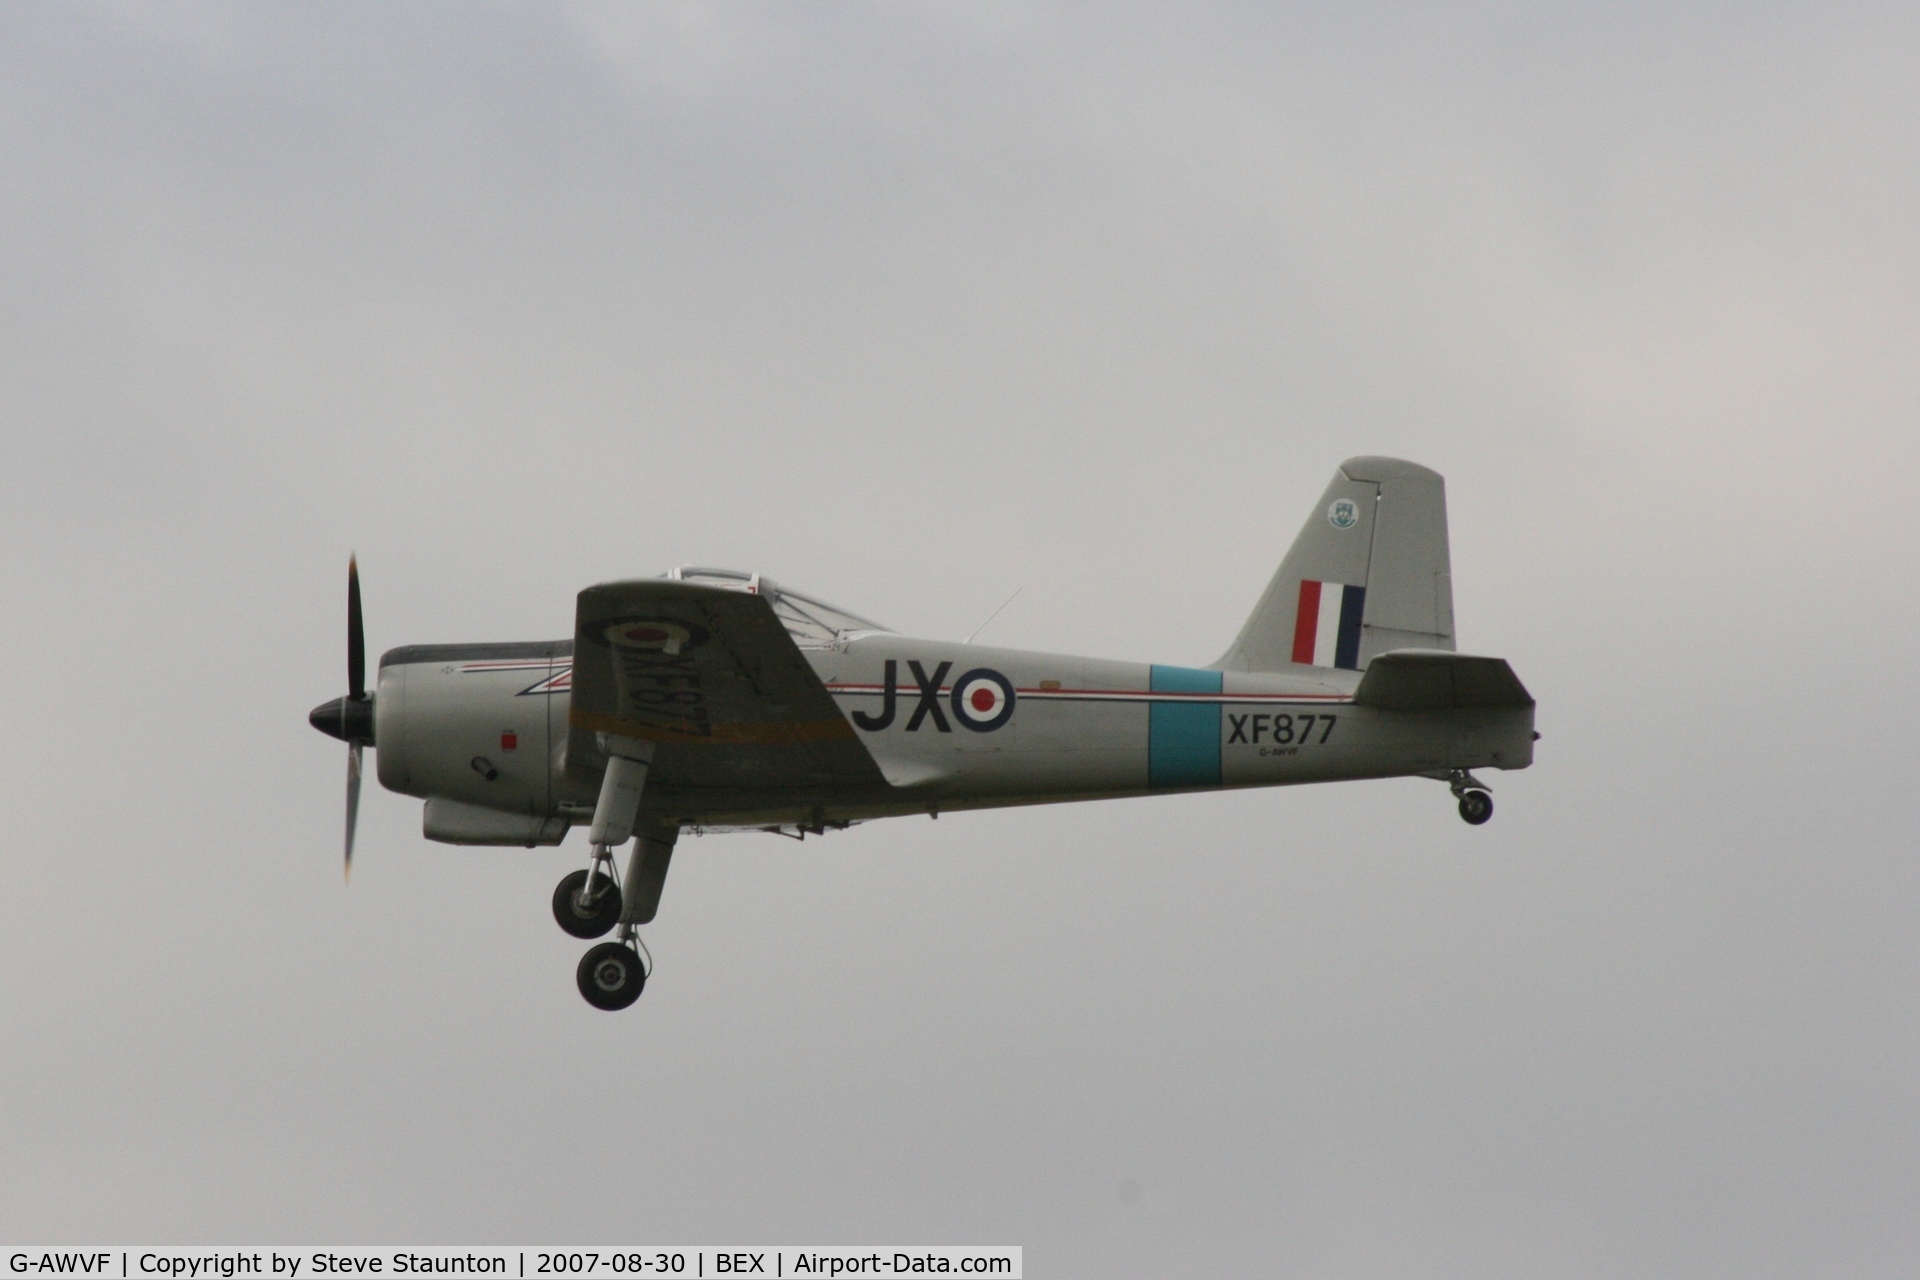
[1438,769,1494,825]
[565,736,681,1011]
[577,941,646,1010]
[552,867,623,939]
[1457,789,1493,825]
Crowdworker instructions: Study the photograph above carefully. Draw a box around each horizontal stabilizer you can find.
[1352,649,1533,712]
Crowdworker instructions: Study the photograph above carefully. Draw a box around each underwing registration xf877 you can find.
[309,457,1536,1010]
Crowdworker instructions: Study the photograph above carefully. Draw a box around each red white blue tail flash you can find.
[1292,579,1367,669]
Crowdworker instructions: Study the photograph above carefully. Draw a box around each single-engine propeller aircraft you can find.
[310,458,1535,1010]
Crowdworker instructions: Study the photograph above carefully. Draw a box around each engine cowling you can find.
[374,642,573,834]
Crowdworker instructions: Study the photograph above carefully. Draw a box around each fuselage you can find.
[371,631,1534,836]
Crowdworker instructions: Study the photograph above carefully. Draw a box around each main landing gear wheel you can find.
[553,869,624,939]
[578,941,646,1010]
[1458,790,1494,825]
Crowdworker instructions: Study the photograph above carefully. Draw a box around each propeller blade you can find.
[347,554,365,700]
[345,743,362,884]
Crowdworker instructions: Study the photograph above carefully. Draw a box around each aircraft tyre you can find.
[578,941,646,1010]
[1458,790,1493,825]
[553,869,623,939]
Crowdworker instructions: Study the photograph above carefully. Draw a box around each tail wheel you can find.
[1458,790,1493,825]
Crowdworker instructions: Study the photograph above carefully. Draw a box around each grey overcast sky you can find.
[2,2,1917,1274]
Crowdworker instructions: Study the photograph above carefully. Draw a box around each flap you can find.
[568,579,888,794]
[862,753,956,790]
[1353,648,1534,712]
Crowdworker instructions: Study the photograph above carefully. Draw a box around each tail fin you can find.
[1214,457,1455,673]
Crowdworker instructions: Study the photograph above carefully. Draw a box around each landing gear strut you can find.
[1444,769,1494,825]
[567,736,680,1010]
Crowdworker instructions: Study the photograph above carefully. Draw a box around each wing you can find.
[567,579,888,801]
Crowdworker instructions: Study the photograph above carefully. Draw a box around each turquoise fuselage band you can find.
[1147,665,1222,787]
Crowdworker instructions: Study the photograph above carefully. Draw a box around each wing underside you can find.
[567,579,889,804]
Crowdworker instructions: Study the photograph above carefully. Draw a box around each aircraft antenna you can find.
[964,586,1023,645]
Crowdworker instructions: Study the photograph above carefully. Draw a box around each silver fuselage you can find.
[374,632,1534,835]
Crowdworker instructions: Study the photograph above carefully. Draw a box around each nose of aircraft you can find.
[309,695,375,744]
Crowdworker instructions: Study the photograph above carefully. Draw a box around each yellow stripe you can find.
[569,709,856,745]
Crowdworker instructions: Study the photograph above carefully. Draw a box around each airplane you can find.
[309,457,1535,1010]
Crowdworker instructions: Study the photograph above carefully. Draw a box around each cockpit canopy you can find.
[661,566,891,648]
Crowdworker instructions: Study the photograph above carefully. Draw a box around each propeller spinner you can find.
[308,555,375,882]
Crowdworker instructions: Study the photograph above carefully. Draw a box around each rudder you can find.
[1214,457,1455,673]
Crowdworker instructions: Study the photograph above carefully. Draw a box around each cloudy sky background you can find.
[2,2,1917,1274]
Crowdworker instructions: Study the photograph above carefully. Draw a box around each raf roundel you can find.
[949,667,1016,732]
[593,615,710,656]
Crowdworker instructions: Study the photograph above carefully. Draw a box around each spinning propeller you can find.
[308,556,376,882]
